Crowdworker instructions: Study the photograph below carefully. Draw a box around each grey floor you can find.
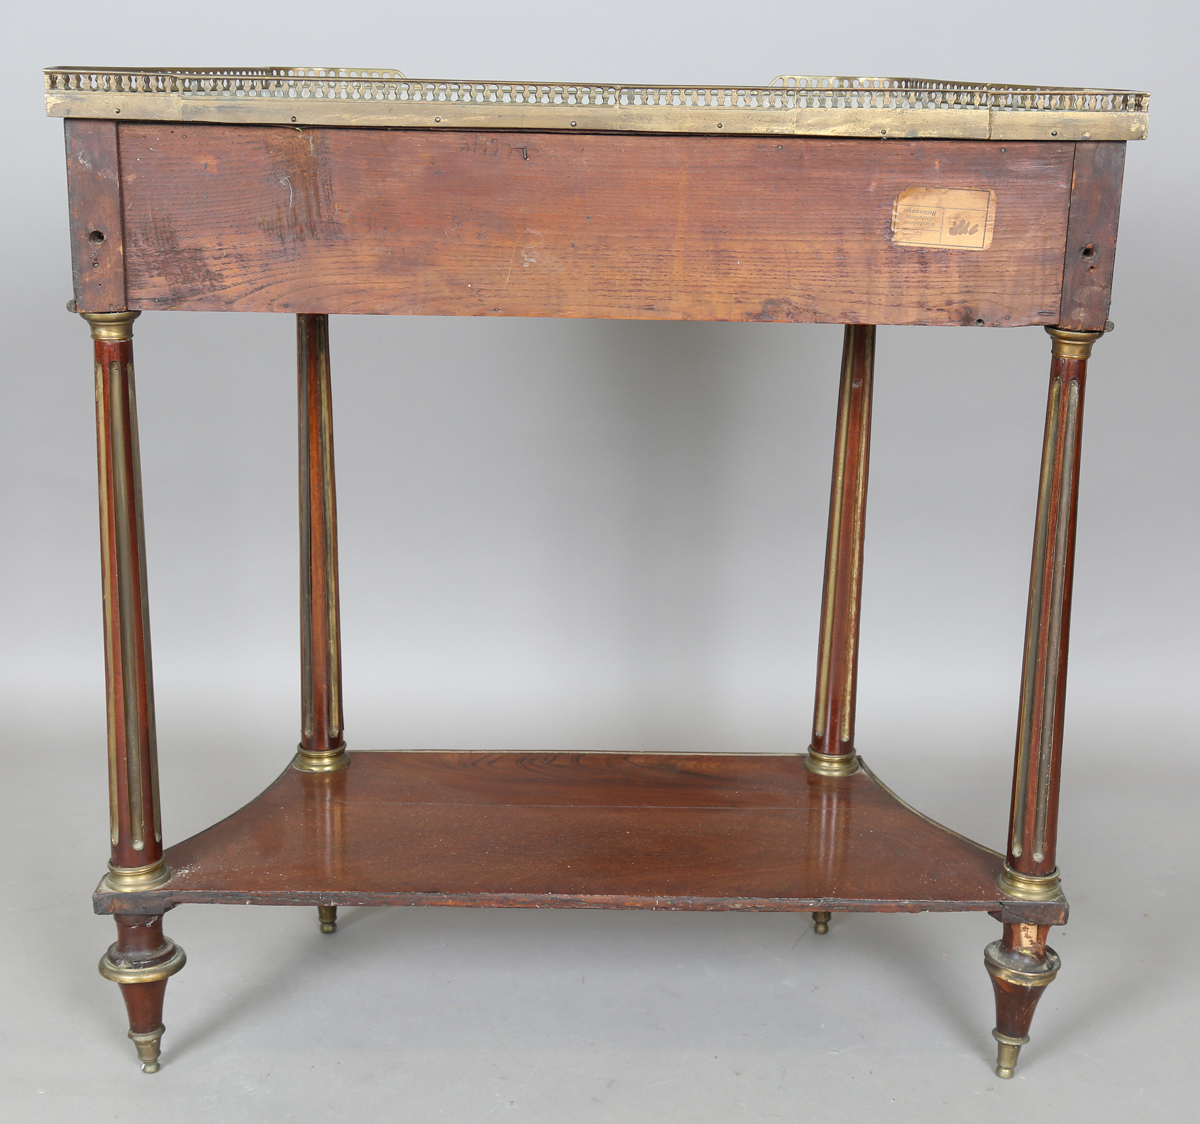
[5,697,1196,1123]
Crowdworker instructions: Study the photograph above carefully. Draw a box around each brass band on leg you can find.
[292,744,351,773]
[804,750,860,777]
[998,864,1063,902]
[984,940,1061,989]
[99,939,187,986]
[103,859,171,892]
[81,309,140,341]
[1044,326,1104,360]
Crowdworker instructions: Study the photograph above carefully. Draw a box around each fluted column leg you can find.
[293,313,348,775]
[806,325,875,779]
[803,325,874,936]
[84,310,185,1072]
[987,325,1104,1077]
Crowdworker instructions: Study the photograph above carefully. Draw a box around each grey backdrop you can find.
[3,2,1197,1120]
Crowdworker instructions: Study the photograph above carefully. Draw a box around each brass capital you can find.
[1045,326,1104,360]
[804,750,859,777]
[81,310,140,341]
[292,744,351,773]
[104,859,171,891]
[998,864,1063,901]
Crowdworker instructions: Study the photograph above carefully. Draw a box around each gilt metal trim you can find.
[45,69,1149,141]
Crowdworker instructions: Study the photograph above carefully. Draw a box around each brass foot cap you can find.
[318,906,338,934]
[812,911,831,935]
[993,1029,1029,1079]
[129,1026,164,1074]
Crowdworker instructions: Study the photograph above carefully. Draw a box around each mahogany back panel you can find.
[114,125,1080,325]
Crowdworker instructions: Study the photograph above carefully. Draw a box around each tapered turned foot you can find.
[99,915,186,1072]
[812,911,831,935]
[318,905,338,934]
[984,925,1060,1078]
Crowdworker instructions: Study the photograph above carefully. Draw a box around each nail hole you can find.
[975,318,985,326]
[89,230,105,244]
[1081,243,1096,259]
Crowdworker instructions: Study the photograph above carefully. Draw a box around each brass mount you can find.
[1045,326,1104,360]
[99,938,187,986]
[103,859,171,892]
[292,744,351,773]
[992,1029,1030,1080]
[804,750,859,777]
[80,310,140,341]
[128,1026,166,1074]
[983,939,1061,990]
[998,864,1063,901]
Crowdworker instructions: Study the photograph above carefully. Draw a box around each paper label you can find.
[891,187,996,250]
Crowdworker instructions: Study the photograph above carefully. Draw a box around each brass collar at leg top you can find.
[1045,326,1105,360]
[81,310,140,341]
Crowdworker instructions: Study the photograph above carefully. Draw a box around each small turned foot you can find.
[100,915,185,1073]
[318,905,338,934]
[984,924,1060,1078]
[812,911,831,935]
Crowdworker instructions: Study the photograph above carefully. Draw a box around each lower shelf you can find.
[97,751,1066,924]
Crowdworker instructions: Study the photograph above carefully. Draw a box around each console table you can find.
[45,66,1148,1078]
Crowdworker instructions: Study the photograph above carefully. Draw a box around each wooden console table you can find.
[46,67,1147,1078]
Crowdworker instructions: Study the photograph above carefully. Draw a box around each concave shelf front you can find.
[96,752,1065,923]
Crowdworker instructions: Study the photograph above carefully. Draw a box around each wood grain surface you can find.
[95,752,1065,924]
[116,125,1076,325]
[65,119,126,311]
[1057,141,1126,330]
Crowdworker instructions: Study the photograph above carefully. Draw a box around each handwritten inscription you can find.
[891,187,996,250]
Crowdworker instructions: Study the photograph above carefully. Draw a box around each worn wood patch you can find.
[64,119,126,311]
[117,126,1075,326]
[1058,141,1126,330]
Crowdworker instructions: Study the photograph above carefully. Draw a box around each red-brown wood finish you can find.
[56,115,1137,1076]
[1007,349,1091,879]
[985,920,1060,1077]
[115,126,1076,325]
[810,326,874,763]
[296,314,346,768]
[110,915,172,1032]
[94,752,1064,925]
[93,322,162,872]
[1057,142,1126,331]
[64,119,126,312]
